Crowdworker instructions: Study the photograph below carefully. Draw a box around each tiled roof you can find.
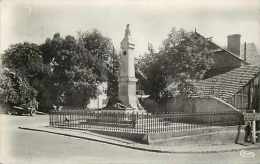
[191,65,260,101]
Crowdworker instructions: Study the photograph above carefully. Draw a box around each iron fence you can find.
[49,110,244,134]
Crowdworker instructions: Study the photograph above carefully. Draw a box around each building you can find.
[87,82,108,109]
[190,32,247,78]
[158,32,260,114]
[192,65,260,111]
[240,42,260,66]
[163,65,260,115]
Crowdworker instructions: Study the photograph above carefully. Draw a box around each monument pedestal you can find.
[104,24,145,114]
[117,24,145,112]
[119,77,138,109]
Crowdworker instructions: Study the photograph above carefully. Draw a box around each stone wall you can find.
[147,126,246,145]
[164,96,239,113]
[142,96,240,113]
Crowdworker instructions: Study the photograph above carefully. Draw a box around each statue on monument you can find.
[125,24,131,38]
[121,24,134,50]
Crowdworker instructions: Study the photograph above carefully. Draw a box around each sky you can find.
[1,0,260,55]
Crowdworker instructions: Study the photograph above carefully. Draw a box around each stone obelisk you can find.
[118,24,141,110]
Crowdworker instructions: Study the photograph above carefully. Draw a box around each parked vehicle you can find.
[8,105,36,116]
[7,99,38,116]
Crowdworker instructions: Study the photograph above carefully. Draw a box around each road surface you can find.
[0,114,259,164]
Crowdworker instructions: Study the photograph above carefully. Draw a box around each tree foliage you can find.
[2,42,44,80]
[78,30,119,106]
[39,30,114,109]
[106,49,120,106]
[137,51,169,103]
[0,69,37,107]
[1,29,115,111]
[137,28,214,103]
[1,43,43,109]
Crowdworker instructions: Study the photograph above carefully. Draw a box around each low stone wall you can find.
[88,130,149,144]
[164,96,240,113]
[88,125,247,146]
[142,96,243,125]
[147,126,246,145]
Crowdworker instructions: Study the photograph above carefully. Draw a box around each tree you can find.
[77,29,114,82]
[39,30,115,109]
[77,30,116,106]
[0,69,37,108]
[38,33,70,110]
[2,42,44,81]
[1,29,116,111]
[39,33,97,108]
[137,28,214,103]
[161,28,214,80]
[106,47,120,106]
[1,42,44,109]
[137,51,168,103]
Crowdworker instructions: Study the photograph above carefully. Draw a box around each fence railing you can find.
[49,110,244,134]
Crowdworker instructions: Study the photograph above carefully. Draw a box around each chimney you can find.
[227,34,241,57]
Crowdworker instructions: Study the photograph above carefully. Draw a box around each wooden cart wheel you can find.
[30,109,36,116]
[7,110,12,115]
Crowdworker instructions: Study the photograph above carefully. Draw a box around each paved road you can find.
[0,114,260,164]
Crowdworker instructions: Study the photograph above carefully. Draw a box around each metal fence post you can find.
[252,109,256,144]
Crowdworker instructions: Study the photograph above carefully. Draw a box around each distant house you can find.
[190,32,247,78]
[192,65,260,111]
[240,42,260,66]
[87,82,108,109]
[87,52,118,109]
[222,38,260,66]
[156,32,260,114]
[163,65,260,114]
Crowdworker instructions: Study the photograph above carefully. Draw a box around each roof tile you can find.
[191,65,260,102]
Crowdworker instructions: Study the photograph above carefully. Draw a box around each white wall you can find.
[87,82,108,109]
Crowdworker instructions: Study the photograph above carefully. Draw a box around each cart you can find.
[7,103,37,116]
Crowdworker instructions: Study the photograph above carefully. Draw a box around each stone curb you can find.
[19,126,260,154]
